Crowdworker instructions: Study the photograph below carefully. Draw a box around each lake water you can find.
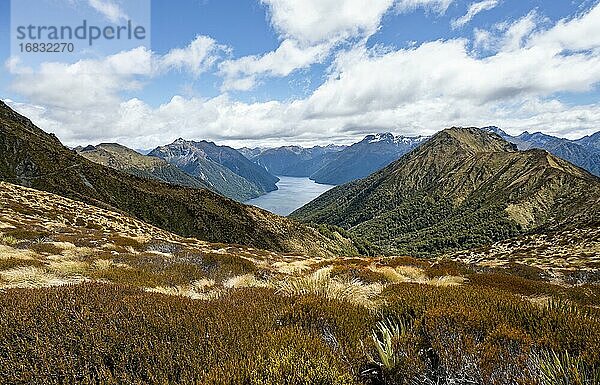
[245,176,335,216]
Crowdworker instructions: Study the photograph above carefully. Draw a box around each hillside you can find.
[310,133,428,185]
[292,127,600,255]
[486,127,600,176]
[1,178,599,384]
[76,143,210,190]
[150,139,278,200]
[0,100,357,257]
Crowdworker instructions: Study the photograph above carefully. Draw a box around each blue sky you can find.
[1,0,600,148]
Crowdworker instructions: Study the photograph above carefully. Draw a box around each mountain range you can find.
[247,145,345,177]
[486,126,600,176]
[243,133,428,185]
[0,100,359,257]
[149,139,279,201]
[76,143,210,190]
[291,127,600,255]
[310,133,428,184]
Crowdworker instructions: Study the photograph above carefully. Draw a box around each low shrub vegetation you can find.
[0,280,598,384]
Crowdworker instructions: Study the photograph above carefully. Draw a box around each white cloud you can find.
[451,0,500,29]
[5,4,600,148]
[7,47,152,111]
[219,40,331,91]
[396,0,455,14]
[6,35,225,109]
[501,10,541,51]
[261,0,395,44]
[219,0,396,91]
[159,36,228,77]
[528,3,600,51]
[305,8,600,119]
[87,0,128,23]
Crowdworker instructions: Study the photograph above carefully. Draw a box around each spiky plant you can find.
[539,350,600,385]
[372,318,409,370]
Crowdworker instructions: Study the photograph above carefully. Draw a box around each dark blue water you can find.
[245,176,335,216]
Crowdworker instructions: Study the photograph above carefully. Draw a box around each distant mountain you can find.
[238,146,267,159]
[485,126,600,176]
[241,134,427,184]
[292,127,600,256]
[149,139,279,201]
[248,145,345,177]
[76,143,209,190]
[0,100,359,257]
[575,131,600,154]
[309,133,428,185]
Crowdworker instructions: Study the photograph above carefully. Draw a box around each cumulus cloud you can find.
[220,0,395,91]
[5,4,600,148]
[7,47,152,110]
[87,0,128,23]
[396,0,455,14]
[306,3,600,118]
[158,35,228,77]
[451,0,500,29]
[219,40,332,91]
[6,35,225,110]
[261,0,395,44]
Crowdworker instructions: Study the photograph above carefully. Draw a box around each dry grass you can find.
[223,274,271,289]
[277,266,384,309]
[369,264,466,287]
[48,259,90,276]
[272,259,315,274]
[0,235,18,246]
[147,279,221,300]
[0,266,85,288]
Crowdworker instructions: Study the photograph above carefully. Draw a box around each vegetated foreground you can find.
[1,182,599,384]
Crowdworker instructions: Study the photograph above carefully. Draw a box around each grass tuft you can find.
[277,266,384,308]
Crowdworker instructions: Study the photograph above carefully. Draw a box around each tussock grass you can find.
[91,258,128,270]
[0,279,598,384]
[277,266,384,309]
[48,259,89,276]
[0,235,18,246]
[147,279,221,300]
[0,245,37,261]
[29,242,64,255]
[372,318,409,370]
[0,266,84,288]
[429,275,466,287]
[0,257,45,270]
[537,350,600,385]
[223,274,271,289]
[272,259,315,274]
[370,264,465,287]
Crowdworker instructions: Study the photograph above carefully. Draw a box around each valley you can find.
[0,102,599,384]
[3,1,600,383]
